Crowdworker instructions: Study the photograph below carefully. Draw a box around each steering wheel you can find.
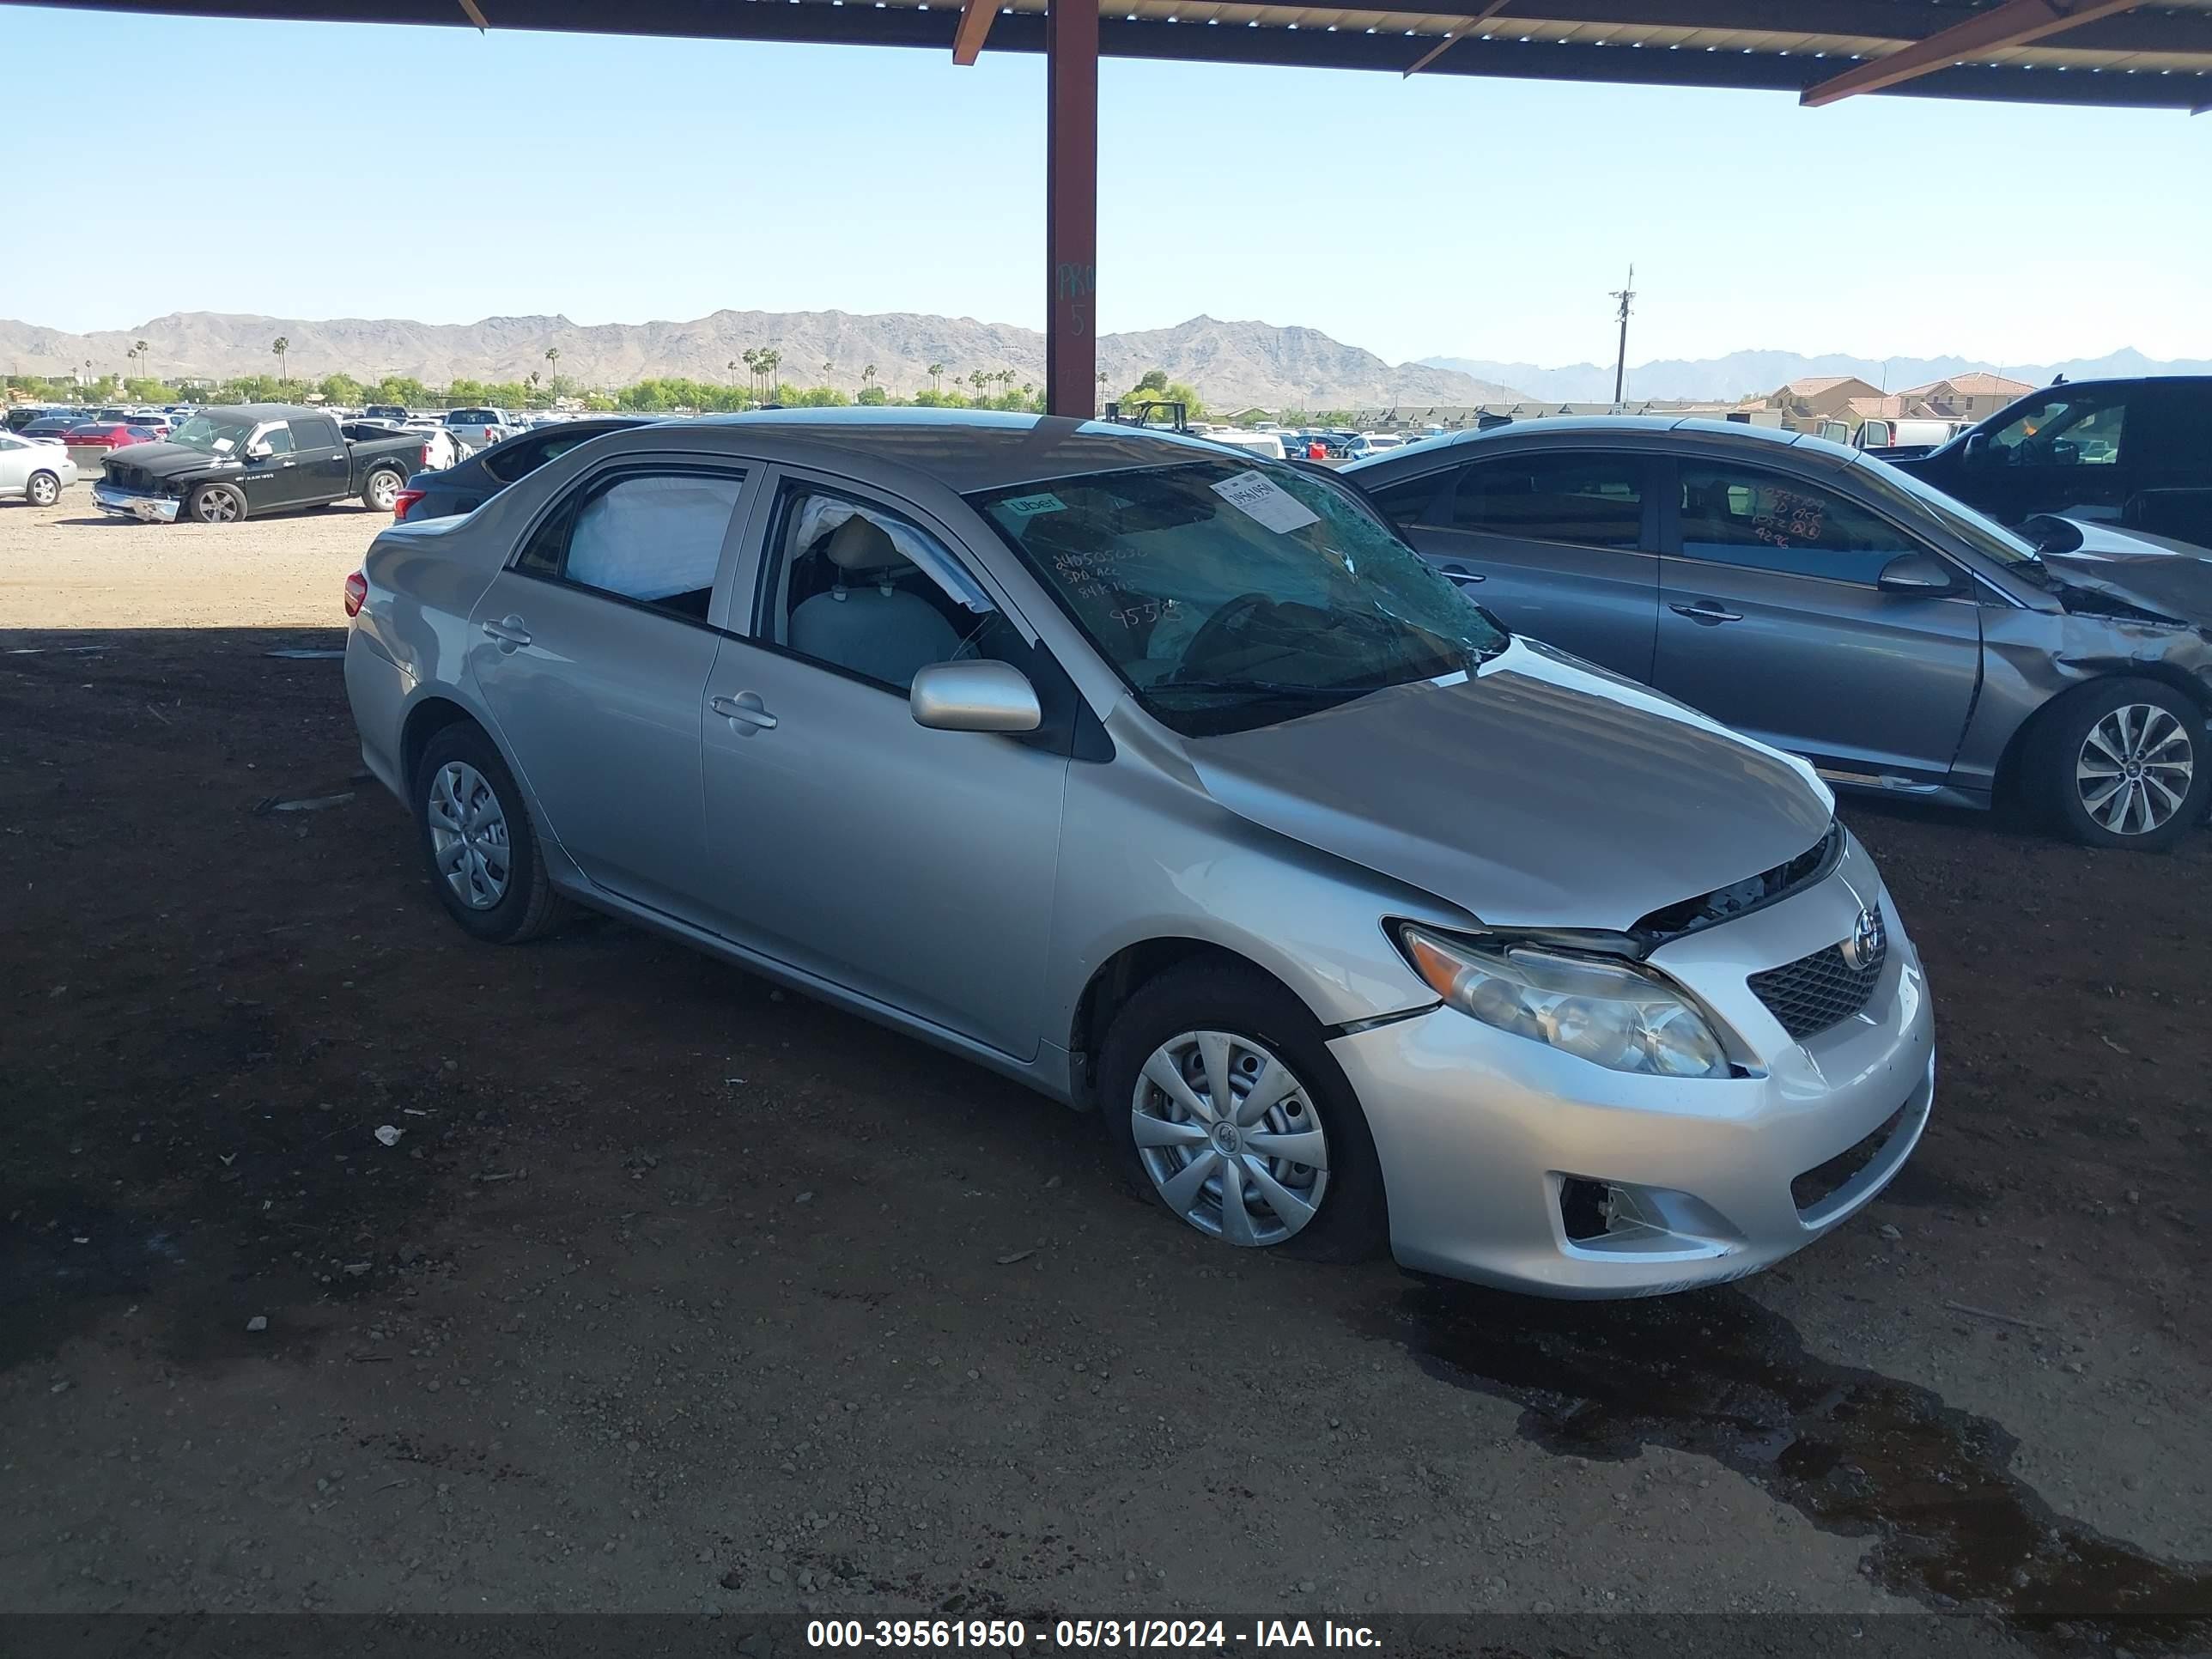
[1180,592,1274,675]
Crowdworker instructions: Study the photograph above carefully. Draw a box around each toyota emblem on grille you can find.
[1839,907,1882,970]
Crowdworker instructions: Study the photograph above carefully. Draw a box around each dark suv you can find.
[1894,376,2212,550]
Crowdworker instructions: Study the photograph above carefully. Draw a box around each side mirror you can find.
[909,660,1042,734]
[245,440,273,459]
[1960,432,1990,467]
[1877,552,1956,595]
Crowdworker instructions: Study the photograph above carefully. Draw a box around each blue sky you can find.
[3,3,2206,368]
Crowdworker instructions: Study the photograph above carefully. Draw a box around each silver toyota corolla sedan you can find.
[342,410,1935,1297]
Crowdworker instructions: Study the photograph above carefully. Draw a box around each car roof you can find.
[1346,414,1857,471]
[687,408,1254,493]
[196,403,329,420]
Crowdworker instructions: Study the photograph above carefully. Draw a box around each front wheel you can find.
[1097,962,1387,1263]
[2026,678,2209,851]
[25,470,60,507]
[186,483,246,525]
[362,468,401,513]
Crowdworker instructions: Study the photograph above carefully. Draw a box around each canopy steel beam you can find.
[1402,0,1514,76]
[1045,0,1097,417]
[1800,0,2145,106]
[952,0,995,64]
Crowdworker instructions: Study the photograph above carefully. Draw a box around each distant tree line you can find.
[5,363,1259,422]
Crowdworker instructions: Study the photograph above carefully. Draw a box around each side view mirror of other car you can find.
[1877,552,1957,595]
[909,660,1042,734]
[1960,432,1990,467]
[245,440,273,459]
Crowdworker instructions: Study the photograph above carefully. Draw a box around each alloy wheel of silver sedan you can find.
[425,761,514,909]
[1130,1030,1330,1246]
[2075,703,2195,836]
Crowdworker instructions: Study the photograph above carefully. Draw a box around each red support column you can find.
[1044,0,1098,419]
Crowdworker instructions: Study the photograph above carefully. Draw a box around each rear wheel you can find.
[1097,962,1387,1264]
[25,471,60,507]
[412,723,564,943]
[186,483,246,525]
[2026,678,2209,851]
[362,468,402,513]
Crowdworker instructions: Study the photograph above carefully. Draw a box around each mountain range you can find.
[0,310,1521,412]
[1419,347,2212,405]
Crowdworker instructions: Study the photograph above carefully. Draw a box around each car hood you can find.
[2033,517,2212,625]
[1187,639,1836,932]
[106,441,241,478]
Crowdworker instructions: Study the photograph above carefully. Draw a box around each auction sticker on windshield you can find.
[1212,470,1320,533]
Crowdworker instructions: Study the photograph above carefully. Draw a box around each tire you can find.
[362,467,402,513]
[1097,960,1388,1265]
[185,483,246,525]
[411,723,564,943]
[25,471,60,508]
[2023,677,2210,851]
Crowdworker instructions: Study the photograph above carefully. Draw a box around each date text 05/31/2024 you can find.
[805,1620,1382,1650]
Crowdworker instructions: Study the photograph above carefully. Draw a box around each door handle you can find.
[1442,566,1486,584]
[480,617,532,651]
[710,692,779,732]
[1670,600,1743,624]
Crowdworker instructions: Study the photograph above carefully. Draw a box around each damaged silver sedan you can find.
[1349,421,2212,849]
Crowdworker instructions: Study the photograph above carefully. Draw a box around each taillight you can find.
[419,443,429,468]
[343,572,368,618]
[392,489,425,521]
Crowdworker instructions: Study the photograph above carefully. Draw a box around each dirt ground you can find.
[3,481,2208,1647]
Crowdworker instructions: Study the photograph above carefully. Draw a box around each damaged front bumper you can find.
[92,483,180,523]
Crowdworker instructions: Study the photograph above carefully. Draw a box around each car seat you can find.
[787,517,961,689]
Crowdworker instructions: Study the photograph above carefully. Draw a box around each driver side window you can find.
[761,484,1010,693]
[1989,394,2125,466]
[257,425,295,455]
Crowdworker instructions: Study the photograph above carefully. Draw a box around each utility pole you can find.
[1609,264,1636,408]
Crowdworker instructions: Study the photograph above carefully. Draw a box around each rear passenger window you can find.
[1363,471,1452,528]
[518,470,745,622]
[1677,464,1917,584]
[1450,454,1644,549]
[292,418,338,449]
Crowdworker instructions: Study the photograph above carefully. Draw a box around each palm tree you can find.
[861,363,878,396]
[528,370,542,404]
[1097,369,1109,411]
[1019,381,1034,409]
[544,346,561,395]
[820,361,836,390]
[271,336,289,389]
[134,338,149,382]
[927,362,945,395]
[740,348,762,404]
[727,357,739,388]
[760,348,781,399]
[969,369,988,404]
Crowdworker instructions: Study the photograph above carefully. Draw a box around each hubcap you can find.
[198,491,237,523]
[1131,1030,1329,1247]
[2076,703,2194,836]
[370,476,396,507]
[425,761,513,909]
[30,477,56,505]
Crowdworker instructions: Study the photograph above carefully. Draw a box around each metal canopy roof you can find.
[22,0,2212,106]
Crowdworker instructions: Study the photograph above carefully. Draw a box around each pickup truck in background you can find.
[90,404,428,525]
[1890,376,2212,551]
[442,406,517,450]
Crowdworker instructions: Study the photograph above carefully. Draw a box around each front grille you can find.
[1791,1103,1909,1215]
[1748,908,1887,1040]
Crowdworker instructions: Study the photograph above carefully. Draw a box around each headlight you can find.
[1399,924,1732,1079]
